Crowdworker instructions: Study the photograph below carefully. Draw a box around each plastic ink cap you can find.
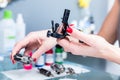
[23,64,32,70]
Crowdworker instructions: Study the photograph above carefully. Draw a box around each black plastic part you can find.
[17,54,23,57]
[39,68,53,77]
[57,71,60,75]
[62,9,70,35]
[55,44,62,48]
[62,9,70,25]
[55,23,59,32]
[51,20,55,32]
[47,30,52,37]
[14,54,23,61]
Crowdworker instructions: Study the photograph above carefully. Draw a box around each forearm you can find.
[98,0,120,44]
[101,44,120,64]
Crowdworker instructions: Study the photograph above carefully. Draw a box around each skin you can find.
[98,0,120,44]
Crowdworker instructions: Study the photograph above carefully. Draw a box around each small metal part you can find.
[51,63,65,74]
[38,68,54,77]
[66,67,75,74]
[14,54,33,64]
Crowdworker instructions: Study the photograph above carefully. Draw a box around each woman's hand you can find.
[58,27,112,58]
[11,30,57,64]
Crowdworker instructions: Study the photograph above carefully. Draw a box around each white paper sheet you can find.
[1,63,90,80]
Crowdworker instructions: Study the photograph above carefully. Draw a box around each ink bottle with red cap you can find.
[45,49,54,66]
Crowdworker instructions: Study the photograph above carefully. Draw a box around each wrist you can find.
[101,44,120,64]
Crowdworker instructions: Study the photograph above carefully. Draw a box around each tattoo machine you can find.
[47,9,70,39]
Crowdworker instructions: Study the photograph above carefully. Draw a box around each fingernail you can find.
[67,27,73,33]
[29,52,32,57]
[33,58,37,62]
[10,55,14,64]
[12,60,15,64]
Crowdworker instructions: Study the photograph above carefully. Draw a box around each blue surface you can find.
[0,54,23,71]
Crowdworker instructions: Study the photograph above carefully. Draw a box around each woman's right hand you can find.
[11,30,57,64]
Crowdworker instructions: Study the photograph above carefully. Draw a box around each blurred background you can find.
[0,0,109,33]
[0,0,120,76]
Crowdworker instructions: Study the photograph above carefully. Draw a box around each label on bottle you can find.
[62,51,67,59]
[55,53,63,63]
[35,54,45,67]
[3,29,16,52]
[45,54,54,64]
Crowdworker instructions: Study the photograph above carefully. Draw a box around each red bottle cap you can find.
[45,63,53,66]
[23,64,32,70]
[46,49,53,54]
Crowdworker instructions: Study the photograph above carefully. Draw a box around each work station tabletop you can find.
[0,61,119,80]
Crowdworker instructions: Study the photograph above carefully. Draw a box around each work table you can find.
[0,57,119,80]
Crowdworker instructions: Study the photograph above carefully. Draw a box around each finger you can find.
[66,36,79,44]
[67,28,96,45]
[32,38,57,59]
[58,38,91,56]
[24,48,32,56]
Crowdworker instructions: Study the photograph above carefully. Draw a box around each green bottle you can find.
[55,45,63,64]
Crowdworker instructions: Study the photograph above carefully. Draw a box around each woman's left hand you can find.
[57,27,111,58]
